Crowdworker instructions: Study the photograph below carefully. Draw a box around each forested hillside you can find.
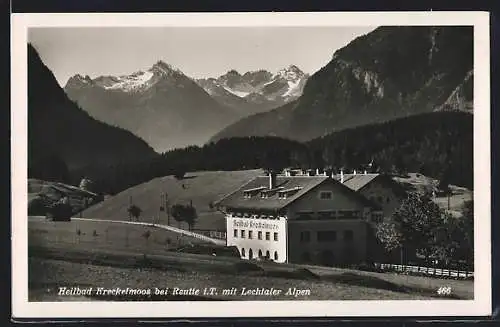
[73,111,471,195]
[28,44,158,183]
[308,111,473,189]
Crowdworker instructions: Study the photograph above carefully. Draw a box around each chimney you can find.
[315,168,320,176]
[364,170,367,175]
[340,169,344,183]
[269,172,277,189]
[353,169,357,175]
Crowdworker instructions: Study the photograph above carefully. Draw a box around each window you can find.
[319,191,333,200]
[344,230,354,242]
[241,248,245,257]
[265,232,270,241]
[318,211,336,220]
[266,250,270,258]
[274,251,278,261]
[300,231,311,242]
[258,231,262,240]
[338,210,360,219]
[258,249,263,257]
[317,230,337,242]
[297,212,313,220]
[248,230,253,239]
[274,232,278,241]
[377,196,383,204]
[241,230,245,238]
[372,213,383,223]
[233,229,238,237]
[386,197,390,203]
[249,248,253,259]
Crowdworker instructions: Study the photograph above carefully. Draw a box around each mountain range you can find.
[27,44,157,180]
[64,64,308,152]
[211,26,473,143]
[196,65,309,114]
[64,61,240,152]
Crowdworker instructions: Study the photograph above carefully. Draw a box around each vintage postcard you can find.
[11,11,491,318]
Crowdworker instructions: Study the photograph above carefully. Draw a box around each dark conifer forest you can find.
[62,111,472,195]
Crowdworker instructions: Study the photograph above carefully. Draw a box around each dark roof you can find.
[216,175,379,211]
[334,174,406,197]
[53,182,98,197]
[333,173,407,197]
[333,173,380,191]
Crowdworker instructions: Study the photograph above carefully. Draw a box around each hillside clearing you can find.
[82,169,264,230]
[393,173,472,216]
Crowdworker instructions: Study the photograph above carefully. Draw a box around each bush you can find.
[173,170,186,180]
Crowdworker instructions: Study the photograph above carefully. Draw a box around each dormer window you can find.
[278,187,302,199]
[243,186,267,198]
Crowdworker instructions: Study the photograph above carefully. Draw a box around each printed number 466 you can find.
[437,287,452,295]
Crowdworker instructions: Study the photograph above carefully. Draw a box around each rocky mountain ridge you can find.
[196,65,309,114]
[211,26,473,143]
[64,61,240,152]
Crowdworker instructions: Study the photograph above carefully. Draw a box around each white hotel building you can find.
[216,171,404,266]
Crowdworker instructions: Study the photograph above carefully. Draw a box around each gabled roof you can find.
[54,182,98,197]
[333,173,380,191]
[216,175,379,211]
[333,173,407,197]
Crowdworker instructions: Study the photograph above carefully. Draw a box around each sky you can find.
[28,26,376,87]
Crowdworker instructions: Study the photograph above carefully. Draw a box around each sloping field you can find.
[28,219,472,301]
[393,173,472,216]
[82,169,264,230]
[29,258,438,301]
[29,218,211,255]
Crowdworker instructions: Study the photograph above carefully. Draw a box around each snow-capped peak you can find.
[226,69,241,76]
[66,59,189,93]
[275,65,305,82]
[65,74,92,87]
[150,60,174,75]
[103,70,154,91]
[196,65,308,102]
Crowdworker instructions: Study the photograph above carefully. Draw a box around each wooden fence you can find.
[192,230,227,240]
[376,263,474,278]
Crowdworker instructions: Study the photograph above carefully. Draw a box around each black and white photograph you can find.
[11,12,491,318]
